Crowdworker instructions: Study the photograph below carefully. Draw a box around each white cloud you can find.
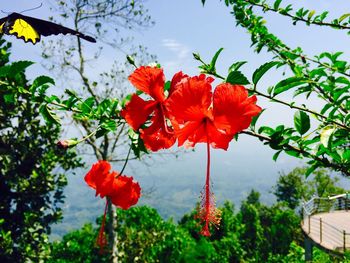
[161,38,191,75]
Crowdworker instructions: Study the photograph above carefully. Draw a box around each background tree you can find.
[41,0,155,260]
[49,167,349,262]
[0,40,81,262]
[274,167,345,210]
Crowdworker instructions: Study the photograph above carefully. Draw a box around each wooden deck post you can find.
[305,237,313,262]
[320,218,322,243]
[308,215,311,234]
[344,230,346,252]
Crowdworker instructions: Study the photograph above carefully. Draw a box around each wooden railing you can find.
[303,194,350,216]
[302,194,350,252]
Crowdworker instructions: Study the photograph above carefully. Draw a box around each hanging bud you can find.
[126,55,136,67]
[193,52,201,61]
[57,139,78,149]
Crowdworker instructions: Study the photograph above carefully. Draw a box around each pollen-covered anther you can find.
[197,188,222,236]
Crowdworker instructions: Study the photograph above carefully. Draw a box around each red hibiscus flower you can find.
[84,161,141,209]
[166,75,261,236]
[84,160,114,198]
[84,161,141,251]
[121,66,186,151]
[110,174,141,209]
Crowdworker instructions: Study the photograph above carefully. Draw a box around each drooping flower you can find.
[110,174,141,209]
[84,161,141,208]
[84,161,141,250]
[84,160,114,198]
[121,66,187,151]
[166,75,261,235]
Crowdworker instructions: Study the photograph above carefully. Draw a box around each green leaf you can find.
[305,162,319,177]
[272,150,282,161]
[81,97,95,114]
[320,126,336,148]
[294,111,310,135]
[339,13,350,22]
[319,11,329,21]
[285,150,301,158]
[30,76,55,93]
[95,128,108,138]
[10,61,34,75]
[252,61,278,85]
[274,0,282,10]
[201,0,206,6]
[4,93,15,104]
[250,109,265,131]
[164,80,171,92]
[308,10,315,20]
[226,71,250,85]
[101,120,117,132]
[273,77,307,95]
[209,48,224,71]
[39,104,61,125]
[0,65,10,77]
[228,61,247,73]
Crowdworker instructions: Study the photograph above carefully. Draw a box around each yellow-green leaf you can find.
[320,126,336,148]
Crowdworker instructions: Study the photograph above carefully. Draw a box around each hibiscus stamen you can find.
[198,138,221,236]
[96,199,109,253]
[160,104,174,135]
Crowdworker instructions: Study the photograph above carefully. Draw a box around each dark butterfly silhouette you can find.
[0,12,96,44]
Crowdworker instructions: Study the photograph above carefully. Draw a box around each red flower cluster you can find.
[84,160,141,251]
[122,66,261,236]
[121,66,187,151]
[84,160,141,209]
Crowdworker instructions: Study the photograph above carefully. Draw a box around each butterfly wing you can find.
[9,17,41,44]
[0,13,96,44]
[0,16,9,34]
[20,14,96,43]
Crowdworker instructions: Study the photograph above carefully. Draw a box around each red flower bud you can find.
[57,139,78,149]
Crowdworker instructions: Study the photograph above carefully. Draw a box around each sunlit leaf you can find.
[320,126,336,148]
[294,111,310,135]
[273,77,307,95]
[39,104,61,125]
[209,48,224,71]
[226,71,250,85]
[252,61,278,85]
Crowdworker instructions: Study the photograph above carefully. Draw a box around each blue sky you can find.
[2,1,350,234]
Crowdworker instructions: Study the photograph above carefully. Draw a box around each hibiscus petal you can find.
[213,83,261,135]
[174,120,204,147]
[95,172,115,198]
[84,160,111,190]
[140,107,176,151]
[169,71,188,96]
[166,74,212,123]
[206,121,233,150]
[128,66,166,102]
[110,175,141,210]
[84,161,115,198]
[121,94,158,130]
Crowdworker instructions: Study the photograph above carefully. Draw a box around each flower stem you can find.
[201,140,211,236]
[97,199,109,253]
[119,145,132,176]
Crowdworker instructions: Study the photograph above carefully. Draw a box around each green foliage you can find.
[273,167,345,209]
[116,206,194,262]
[0,40,82,262]
[252,61,278,85]
[273,168,306,209]
[197,0,350,177]
[226,70,250,85]
[51,167,348,262]
[49,223,109,263]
